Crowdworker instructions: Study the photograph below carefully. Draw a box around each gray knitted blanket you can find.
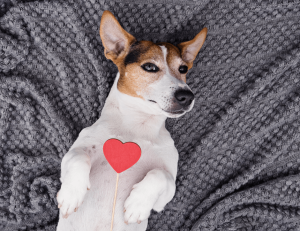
[1,0,300,230]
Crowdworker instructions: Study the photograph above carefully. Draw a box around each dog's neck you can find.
[101,73,168,140]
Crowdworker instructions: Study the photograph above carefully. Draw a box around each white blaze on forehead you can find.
[158,45,186,86]
[159,45,171,77]
[159,45,168,64]
[159,45,191,90]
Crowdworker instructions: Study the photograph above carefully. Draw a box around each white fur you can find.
[56,72,179,231]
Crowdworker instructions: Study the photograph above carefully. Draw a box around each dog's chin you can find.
[162,101,195,118]
[161,109,187,118]
[147,99,194,118]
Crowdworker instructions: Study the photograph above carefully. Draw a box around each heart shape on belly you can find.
[103,139,141,173]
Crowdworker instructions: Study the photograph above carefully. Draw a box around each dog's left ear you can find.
[100,10,136,63]
[177,27,207,68]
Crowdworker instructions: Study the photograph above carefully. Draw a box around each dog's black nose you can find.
[174,89,194,107]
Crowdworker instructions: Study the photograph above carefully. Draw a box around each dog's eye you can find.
[179,65,188,74]
[141,63,159,72]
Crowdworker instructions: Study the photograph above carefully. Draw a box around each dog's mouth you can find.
[162,109,185,115]
[148,99,186,115]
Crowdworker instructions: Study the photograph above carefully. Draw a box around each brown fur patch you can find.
[117,41,164,98]
[116,41,191,97]
[157,42,188,83]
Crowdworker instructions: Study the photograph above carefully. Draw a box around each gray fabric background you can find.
[1,0,300,230]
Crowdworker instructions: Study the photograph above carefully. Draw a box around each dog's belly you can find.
[57,144,165,231]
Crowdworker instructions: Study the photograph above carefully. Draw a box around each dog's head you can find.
[100,11,207,118]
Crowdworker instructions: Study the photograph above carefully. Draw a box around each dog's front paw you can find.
[123,182,158,224]
[56,175,90,219]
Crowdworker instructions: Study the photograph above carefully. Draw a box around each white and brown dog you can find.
[56,10,207,231]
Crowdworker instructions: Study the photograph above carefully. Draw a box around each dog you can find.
[56,10,207,231]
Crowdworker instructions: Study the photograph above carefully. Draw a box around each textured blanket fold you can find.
[1,0,300,230]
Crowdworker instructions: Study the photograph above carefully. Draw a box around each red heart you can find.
[103,139,141,173]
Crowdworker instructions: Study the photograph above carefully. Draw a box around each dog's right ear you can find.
[100,11,136,63]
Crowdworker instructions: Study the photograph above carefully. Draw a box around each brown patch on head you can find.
[117,41,164,98]
[156,42,188,83]
[117,41,194,98]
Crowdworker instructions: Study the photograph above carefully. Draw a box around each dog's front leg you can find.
[57,147,91,218]
[124,169,176,224]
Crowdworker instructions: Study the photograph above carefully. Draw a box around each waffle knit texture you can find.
[1,0,300,230]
